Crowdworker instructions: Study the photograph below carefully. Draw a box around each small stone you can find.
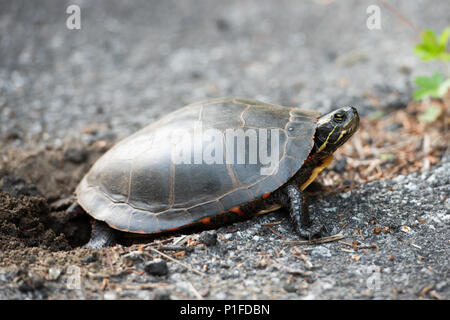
[145,259,168,276]
[400,225,412,233]
[198,230,217,246]
[47,268,61,280]
[435,281,447,291]
[252,235,261,241]
[405,182,418,192]
[386,122,402,131]
[223,233,233,240]
[283,282,297,293]
[216,18,230,32]
[255,258,269,269]
[332,157,347,173]
[153,287,171,300]
[103,290,117,300]
[215,292,226,299]
[64,147,88,164]
[18,273,45,292]
[84,255,97,264]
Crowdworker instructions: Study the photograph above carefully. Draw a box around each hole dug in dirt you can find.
[0,191,91,251]
[0,138,111,253]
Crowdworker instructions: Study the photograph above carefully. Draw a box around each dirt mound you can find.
[0,192,76,251]
[0,138,111,254]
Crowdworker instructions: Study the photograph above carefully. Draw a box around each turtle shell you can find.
[75,97,320,233]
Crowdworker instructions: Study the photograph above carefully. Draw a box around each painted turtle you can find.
[74,97,359,248]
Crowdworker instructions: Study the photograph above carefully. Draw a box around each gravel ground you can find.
[0,0,449,300]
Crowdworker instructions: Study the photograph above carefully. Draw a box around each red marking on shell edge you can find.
[200,217,212,225]
[305,154,315,162]
[263,192,271,199]
[230,206,245,216]
[167,227,180,232]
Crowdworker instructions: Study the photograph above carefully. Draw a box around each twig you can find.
[290,246,313,267]
[429,291,443,300]
[100,279,108,291]
[122,283,169,290]
[104,250,115,272]
[274,247,281,258]
[359,229,365,241]
[358,244,379,250]
[261,221,282,226]
[172,235,189,246]
[340,240,378,251]
[379,0,420,34]
[338,240,354,248]
[147,247,205,277]
[157,245,191,252]
[283,233,345,245]
[299,254,313,269]
[267,226,284,238]
[187,282,204,300]
[418,284,434,298]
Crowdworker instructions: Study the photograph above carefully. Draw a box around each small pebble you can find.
[283,282,297,293]
[84,255,97,264]
[332,157,347,173]
[103,291,117,300]
[153,287,171,300]
[145,259,168,276]
[47,268,61,280]
[198,230,217,246]
[64,147,88,164]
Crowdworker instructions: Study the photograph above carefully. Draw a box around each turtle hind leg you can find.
[83,220,117,249]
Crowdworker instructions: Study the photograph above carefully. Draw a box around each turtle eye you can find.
[333,113,345,123]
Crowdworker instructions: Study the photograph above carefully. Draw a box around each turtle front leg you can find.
[280,183,313,239]
[280,183,329,239]
[84,221,117,249]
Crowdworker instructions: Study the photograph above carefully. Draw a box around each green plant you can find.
[413,27,450,101]
[417,104,442,123]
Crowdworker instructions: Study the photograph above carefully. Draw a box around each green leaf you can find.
[437,78,450,96]
[438,27,450,47]
[413,73,445,100]
[440,52,450,61]
[417,105,442,123]
[414,28,450,62]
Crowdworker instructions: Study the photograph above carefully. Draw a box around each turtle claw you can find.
[296,222,330,240]
[319,224,331,237]
[296,227,313,240]
[309,224,331,239]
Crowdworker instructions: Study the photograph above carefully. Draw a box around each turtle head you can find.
[313,106,359,157]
